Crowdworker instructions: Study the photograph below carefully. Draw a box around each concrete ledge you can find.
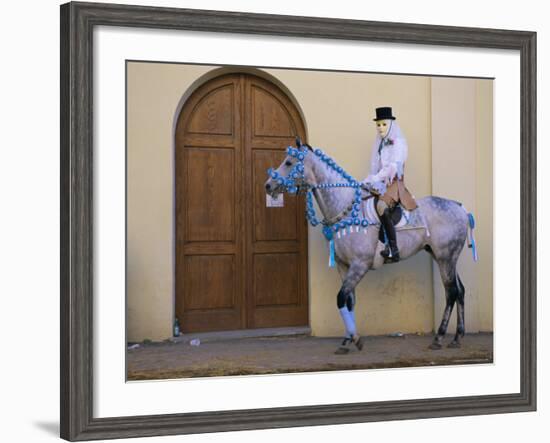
[127,333,494,380]
[172,326,311,344]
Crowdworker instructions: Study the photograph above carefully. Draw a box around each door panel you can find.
[176,75,243,333]
[253,253,301,307]
[244,76,309,329]
[176,73,308,333]
[187,85,234,135]
[251,86,295,137]
[184,148,235,242]
[183,255,236,311]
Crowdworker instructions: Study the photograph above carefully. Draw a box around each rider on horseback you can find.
[363,107,417,263]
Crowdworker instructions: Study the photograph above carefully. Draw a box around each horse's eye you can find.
[285,161,293,167]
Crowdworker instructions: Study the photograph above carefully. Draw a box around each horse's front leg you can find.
[336,261,356,339]
[335,260,369,354]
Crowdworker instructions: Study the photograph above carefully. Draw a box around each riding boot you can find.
[380,208,400,262]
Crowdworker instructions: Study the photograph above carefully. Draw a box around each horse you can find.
[264,138,477,353]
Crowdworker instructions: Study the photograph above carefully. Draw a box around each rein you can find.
[267,145,381,267]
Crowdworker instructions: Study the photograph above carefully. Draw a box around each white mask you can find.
[375,119,392,138]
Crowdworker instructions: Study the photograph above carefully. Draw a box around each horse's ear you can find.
[295,136,302,148]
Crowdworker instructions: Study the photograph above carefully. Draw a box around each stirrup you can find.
[381,245,400,263]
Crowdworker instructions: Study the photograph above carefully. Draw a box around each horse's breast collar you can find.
[315,191,356,226]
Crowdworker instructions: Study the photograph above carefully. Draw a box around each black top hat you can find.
[373,107,396,121]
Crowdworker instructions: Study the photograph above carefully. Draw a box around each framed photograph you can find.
[60,1,536,440]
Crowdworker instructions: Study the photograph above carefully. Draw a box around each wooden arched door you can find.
[175,73,309,333]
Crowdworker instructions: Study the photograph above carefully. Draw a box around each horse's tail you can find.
[465,211,479,262]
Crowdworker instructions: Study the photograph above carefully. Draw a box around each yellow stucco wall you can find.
[126,62,493,342]
[431,78,493,333]
[475,80,494,331]
[127,63,212,341]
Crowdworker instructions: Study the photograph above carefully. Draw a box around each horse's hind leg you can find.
[430,259,461,350]
[448,275,466,348]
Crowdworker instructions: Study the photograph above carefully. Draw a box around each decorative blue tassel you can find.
[468,212,476,229]
[322,226,336,268]
[471,237,478,262]
[329,239,336,268]
[467,212,478,262]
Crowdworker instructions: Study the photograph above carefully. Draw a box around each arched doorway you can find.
[175,73,309,333]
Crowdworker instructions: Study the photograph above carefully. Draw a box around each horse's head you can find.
[265,137,312,197]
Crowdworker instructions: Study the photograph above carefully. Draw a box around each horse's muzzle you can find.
[264,180,281,197]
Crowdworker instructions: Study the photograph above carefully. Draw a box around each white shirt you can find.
[365,136,408,185]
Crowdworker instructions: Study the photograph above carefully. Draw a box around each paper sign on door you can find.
[266,194,284,207]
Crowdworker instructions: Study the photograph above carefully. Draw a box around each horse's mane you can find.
[309,145,359,184]
[295,138,361,185]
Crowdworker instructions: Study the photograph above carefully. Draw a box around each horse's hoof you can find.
[334,347,351,355]
[353,336,364,351]
[448,341,461,349]
[429,342,442,350]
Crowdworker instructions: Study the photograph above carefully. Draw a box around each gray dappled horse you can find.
[264,139,477,353]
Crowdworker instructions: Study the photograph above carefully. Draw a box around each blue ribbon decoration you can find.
[468,212,478,262]
[329,239,336,268]
[322,225,336,268]
[471,237,478,262]
[468,212,476,229]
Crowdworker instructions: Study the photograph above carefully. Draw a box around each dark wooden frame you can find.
[60,1,536,441]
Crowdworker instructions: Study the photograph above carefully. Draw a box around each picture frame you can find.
[60,1,536,441]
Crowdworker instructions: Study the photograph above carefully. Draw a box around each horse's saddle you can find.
[360,196,429,243]
[388,205,403,225]
[362,197,408,226]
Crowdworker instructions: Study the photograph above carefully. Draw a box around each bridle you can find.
[267,146,309,196]
[267,146,380,235]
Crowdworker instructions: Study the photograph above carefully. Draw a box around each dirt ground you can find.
[127,332,493,380]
